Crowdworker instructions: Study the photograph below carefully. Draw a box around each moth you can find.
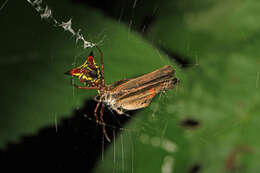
[65,46,179,141]
[96,65,178,115]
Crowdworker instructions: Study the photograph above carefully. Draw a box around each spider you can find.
[65,46,178,142]
[65,46,112,141]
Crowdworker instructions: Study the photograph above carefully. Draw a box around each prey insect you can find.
[65,46,179,142]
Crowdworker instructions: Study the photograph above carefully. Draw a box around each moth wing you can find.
[115,88,157,110]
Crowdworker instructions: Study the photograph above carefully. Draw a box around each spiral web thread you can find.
[27,0,96,49]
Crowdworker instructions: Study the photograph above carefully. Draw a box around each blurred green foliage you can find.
[1,0,260,173]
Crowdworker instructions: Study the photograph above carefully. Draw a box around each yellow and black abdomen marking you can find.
[80,53,102,86]
[66,52,102,87]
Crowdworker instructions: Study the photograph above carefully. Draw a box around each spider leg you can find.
[96,46,105,87]
[94,99,101,124]
[100,103,111,142]
[71,78,98,89]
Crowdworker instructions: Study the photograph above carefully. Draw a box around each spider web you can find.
[2,0,259,172]
[27,0,96,49]
[3,0,245,173]
[25,1,198,172]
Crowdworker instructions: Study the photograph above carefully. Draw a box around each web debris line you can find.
[0,0,8,11]
[131,133,134,173]
[121,134,125,172]
[113,130,116,173]
[102,136,104,161]
[27,0,96,49]
[125,131,134,173]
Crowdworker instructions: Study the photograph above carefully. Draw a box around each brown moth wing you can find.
[111,65,175,92]
[112,65,177,101]
[117,89,157,110]
[113,75,178,111]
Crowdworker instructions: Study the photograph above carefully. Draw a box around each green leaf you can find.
[0,0,178,150]
[3,0,259,172]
